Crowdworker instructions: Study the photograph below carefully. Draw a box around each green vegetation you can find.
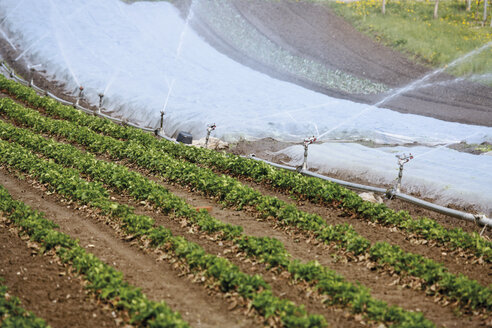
[474,143,492,153]
[0,105,435,327]
[0,137,327,328]
[1,75,486,264]
[328,0,492,82]
[0,90,491,314]
[0,187,189,328]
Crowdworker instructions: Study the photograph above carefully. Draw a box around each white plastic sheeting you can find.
[0,0,491,214]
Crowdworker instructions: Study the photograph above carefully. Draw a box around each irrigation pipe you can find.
[2,61,491,228]
[392,192,492,227]
[248,155,492,228]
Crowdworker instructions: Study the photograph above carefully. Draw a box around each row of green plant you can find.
[0,75,486,263]
[0,139,327,328]
[0,280,49,328]
[0,103,490,314]
[0,112,436,327]
[0,188,189,328]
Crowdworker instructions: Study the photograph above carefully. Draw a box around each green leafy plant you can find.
[0,140,326,327]
[1,75,485,264]
[0,120,433,326]
[0,99,489,316]
[0,188,188,328]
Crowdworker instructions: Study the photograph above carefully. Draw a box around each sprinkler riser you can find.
[74,86,84,108]
[98,93,104,113]
[205,124,216,148]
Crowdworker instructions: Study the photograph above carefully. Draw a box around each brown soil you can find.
[0,221,118,328]
[104,164,489,327]
[0,107,490,325]
[0,168,257,328]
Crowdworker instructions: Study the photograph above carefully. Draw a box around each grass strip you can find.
[1,75,488,263]
[0,280,49,328]
[327,0,492,77]
[0,139,327,328]
[0,101,489,315]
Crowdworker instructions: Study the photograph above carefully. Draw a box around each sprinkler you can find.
[205,123,216,148]
[29,67,35,87]
[159,111,165,134]
[74,86,84,108]
[386,153,413,199]
[297,136,316,172]
[154,111,166,136]
[98,93,104,113]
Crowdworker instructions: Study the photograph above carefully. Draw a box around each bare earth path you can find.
[182,0,492,126]
[0,229,118,328]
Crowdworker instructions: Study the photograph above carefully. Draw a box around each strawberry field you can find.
[0,74,491,327]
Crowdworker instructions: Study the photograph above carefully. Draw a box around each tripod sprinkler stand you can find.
[29,67,35,87]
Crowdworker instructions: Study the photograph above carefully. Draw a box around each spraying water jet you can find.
[315,41,492,143]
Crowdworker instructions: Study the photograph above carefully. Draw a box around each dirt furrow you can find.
[232,175,492,286]
[110,169,485,328]
[0,168,257,328]
[0,104,488,326]
[0,222,118,328]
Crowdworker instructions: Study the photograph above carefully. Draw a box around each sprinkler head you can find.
[303,136,317,147]
[79,86,84,91]
[207,123,216,132]
[396,153,413,166]
[98,93,104,98]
